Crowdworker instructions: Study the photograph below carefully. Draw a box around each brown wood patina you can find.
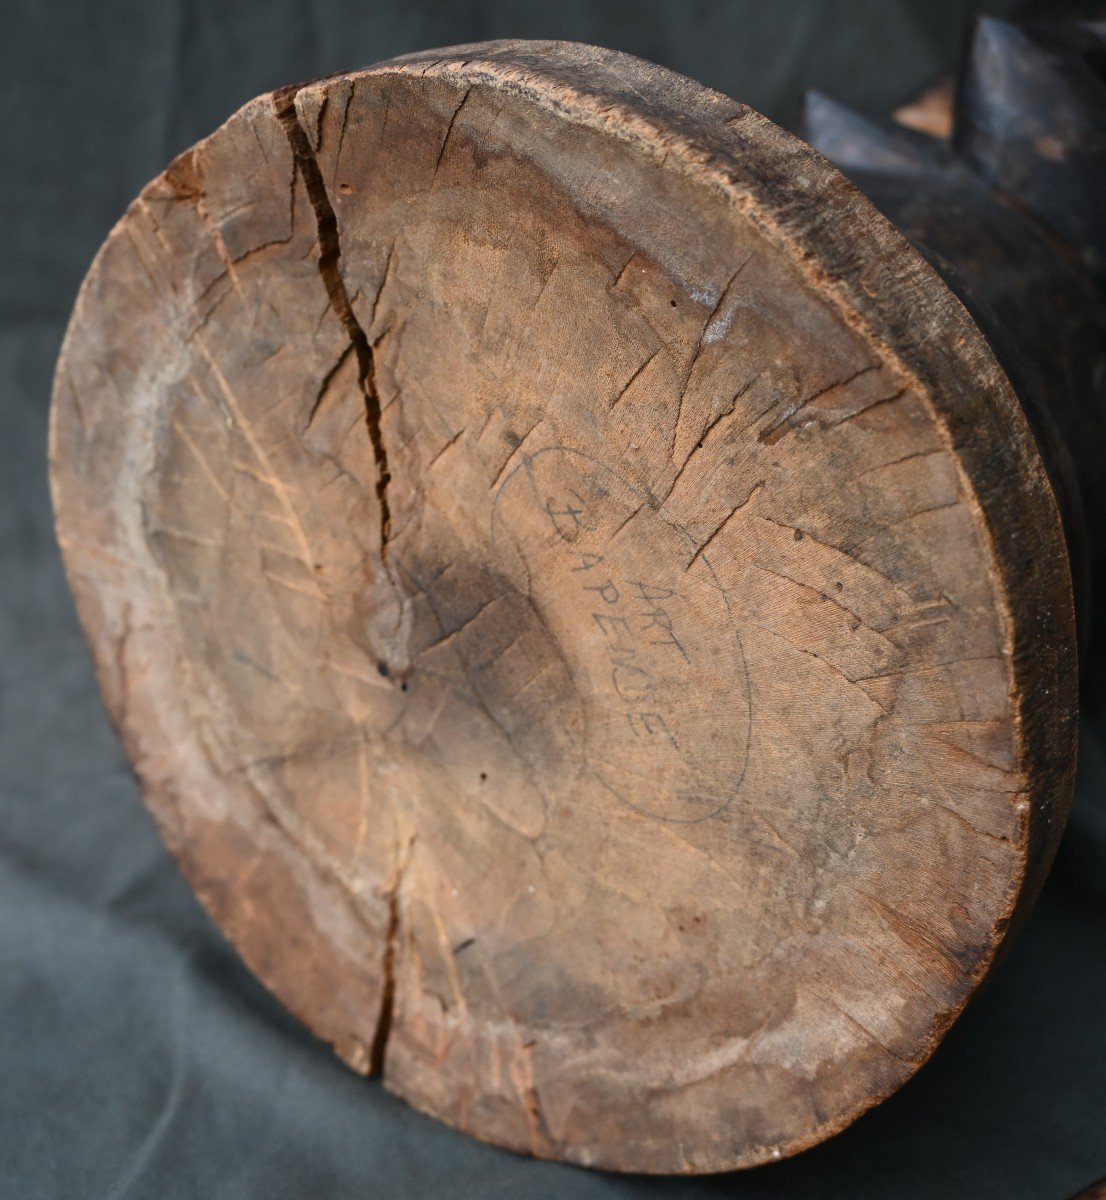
[50,22,1102,1174]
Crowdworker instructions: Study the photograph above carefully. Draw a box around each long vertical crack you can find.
[273,84,405,1073]
[369,878,401,1075]
[369,835,414,1075]
[273,85,393,557]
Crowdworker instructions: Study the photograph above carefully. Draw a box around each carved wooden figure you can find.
[50,18,1104,1174]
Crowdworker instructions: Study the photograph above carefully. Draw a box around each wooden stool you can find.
[50,21,1104,1173]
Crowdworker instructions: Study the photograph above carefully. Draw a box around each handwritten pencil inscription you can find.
[493,445,751,823]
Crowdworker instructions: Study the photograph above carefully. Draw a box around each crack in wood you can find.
[371,834,417,1074]
[273,84,394,559]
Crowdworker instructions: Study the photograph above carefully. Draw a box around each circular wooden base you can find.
[50,42,1076,1172]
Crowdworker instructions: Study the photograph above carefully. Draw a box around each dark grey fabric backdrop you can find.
[4,2,1105,1197]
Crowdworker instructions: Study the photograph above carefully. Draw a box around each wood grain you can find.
[50,41,1076,1172]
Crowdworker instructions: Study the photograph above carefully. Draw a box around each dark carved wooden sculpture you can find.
[49,17,1104,1174]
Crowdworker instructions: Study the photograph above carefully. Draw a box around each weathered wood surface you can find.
[807,17,1106,662]
[51,37,1080,1172]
